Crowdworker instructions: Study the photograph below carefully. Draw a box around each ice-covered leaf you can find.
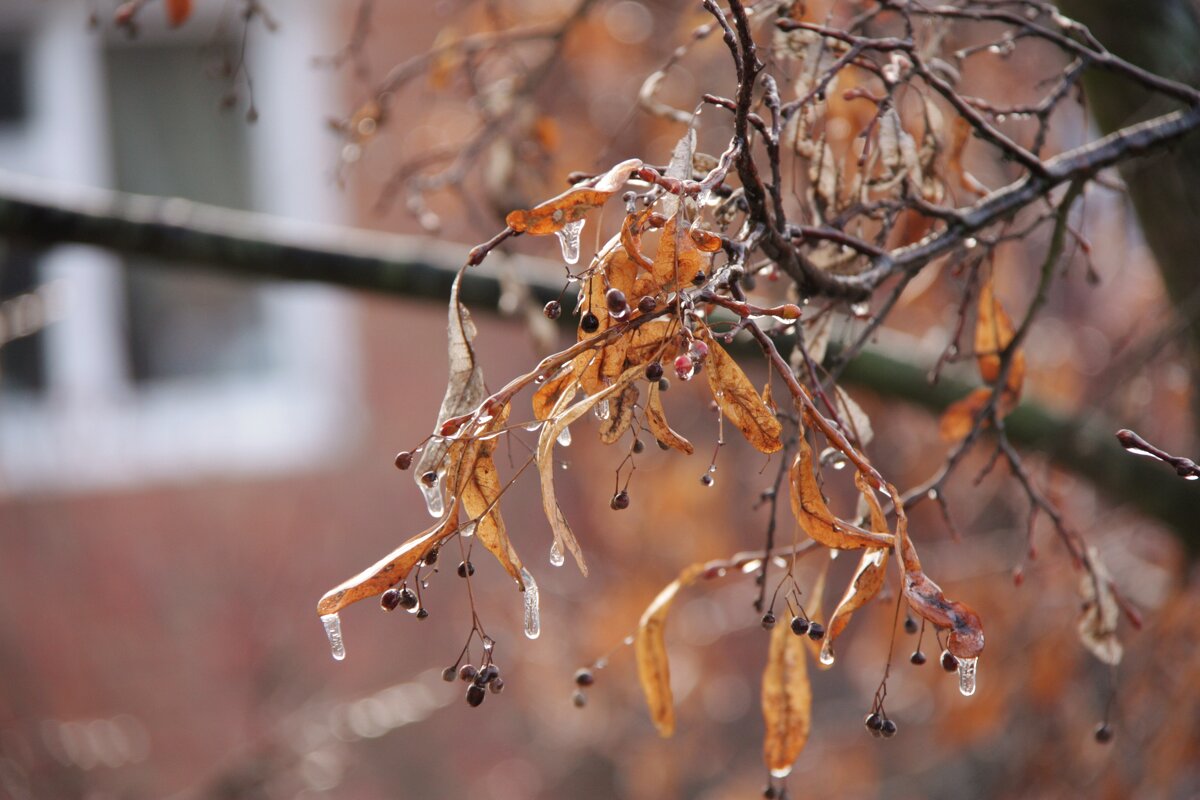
[599,384,639,444]
[505,158,642,235]
[532,364,577,421]
[458,404,525,589]
[819,547,888,666]
[662,129,696,218]
[762,616,812,775]
[645,380,694,455]
[789,436,894,550]
[1078,548,1123,665]
[701,331,783,454]
[635,563,706,737]
[578,245,638,395]
[650,213,712,292]
[833,385,873,448]
[898,522,985,659]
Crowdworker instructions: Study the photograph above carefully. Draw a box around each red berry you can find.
[394,451,413,470]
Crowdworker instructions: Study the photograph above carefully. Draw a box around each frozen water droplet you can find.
[482,636,495,652]
[321,613,346,661]
[461,521,477,539]
[829,548,839,560]
[623,635,635,646]
[549,540,565,567]
[850,302,869,317]
[965,237,979,249]
[957,656,978,696]
[1186,474,1199,481]
[819,643,835,666]
[770,766,792,779]
[555,219,585,264]
[522,568,541,639]
[525,420,545,432]
[557,425,572,447]
[420,473,444,518]
[594,399,611,421]
[927,488,940,501]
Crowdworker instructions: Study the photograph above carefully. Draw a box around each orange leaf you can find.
[532,364,577,421]
[165,0,192,27]
[635,563,706,737]
[577,246,638,395]
[939,387,990,442]
[819,547,889,666]
[645,380,694,455]
[762,618,812,774]
[975,278,1022,388]
[458,405,524,588]
[789,436,895,550]
[650,213,711,291]
[506,159,641,235]
[598,383,639,445]
[701,330,783,454]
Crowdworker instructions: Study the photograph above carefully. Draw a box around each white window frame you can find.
[0,1,361,493]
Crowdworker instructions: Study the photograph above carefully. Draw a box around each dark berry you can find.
[1094,723,1114,744]
[656,439,669,451]
[807,622,825,641]
[761,612,777,630]
[459,664,478,682]
[394,451,413,470]
[466,684,486,707]
[763,788,778,799]
[421,470,438,487]
[637,295,657,314]
[658,378,669,391]
[645,362,664,381]
[700,474,714,486]
[691,271,706,285]
[416,607,430,619]
[574,668,595,687]
[572,690,587,708]
[790,617,810,636]
[423,547,439,566]
[544,300,562,320]
[399,588,418,609]
[457,561,475,578]
[489,678,505,694]
[881,719,898,738]
[865,713,884,732]
[480,664,500,684]
[941,650,959,672]
[632,439,645,454]
[605,288,628,316]
[910,650,927,666]
[441,666,457,682]
[611,490,630,510]
[580,311,600,334]
[380,588,402,611]
[904,615,919,635]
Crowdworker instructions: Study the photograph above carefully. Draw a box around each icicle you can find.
[594,399,611,421]
[420,472,445,518]
[521,568,541,639]
[549,540,565,567]
[957,656,978,696]
[818,642,836,666]
[321,613,346,661]
[555,219,585,264]
[557,425,572,447]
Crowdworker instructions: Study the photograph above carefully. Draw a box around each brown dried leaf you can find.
[789,436,894,550]
[939,387,990,442]
[645,380,694,455]
[599,384,639,444]
[701,330,783,454]
[506,158,642,235]
[948,116,989,197]
[650,213,711,291]
[532,364,577,421]
[899,526,985,659]
[459,406,524,588]
[762,617,812,773]
[318,510,460,616]
[624,319,679,367]
[819,547,889,665]
[833,385,873,448]
[578,247,638,394]
[975,278,1022,388]
[1078,548,1123,665]
[635,563,706,737]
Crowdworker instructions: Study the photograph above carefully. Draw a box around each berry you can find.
[611,490,630,510]
[394,451,413,470]
[399,588,418,609]
[466,684,486,707]
[457,561,475,578]
[423,547,439,566]
[790,617,810,636]
[416,607,430,620]
[656,439,669,451]
[763,788,778,799]
[1094,723,1114,744]
[441,667,457,682]
[761,612,777,630]
[674,354,694,380]
[459,664,478,682]
[807,622,825,641]
[489,678,505,694]
[658,378,670,392]
[421,470,438,487]
[865,713,884,732]
[700,474,714,486]
[479,664,500,684]
[580,311,600,334]
[904,615,919,634]
[637,295,657,314]
[941,650,959,672]
[605,288,628,316]
[380,588,402,611]
[572,690,587,708]
[880,719,898,738]
[910,650,927,666]
[574,668,595,687]
[632,439,645,454]
[690,340,709,360]
[543,300,562,320]
[691,270,706,286]
[645,362,664,381]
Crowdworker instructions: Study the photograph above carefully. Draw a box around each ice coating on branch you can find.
[522,568,541,639]
[556,219,585,264]
[549,540,565,567]
[958,656,978,696]
[321,613,346,661]
[420,472,445,518]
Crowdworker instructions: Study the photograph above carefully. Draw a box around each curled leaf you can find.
[897,516,984,659]
[701,330,783,454]
[532,364,577,421]
[645,380,694,455]
[819,547,888,665]
[458,405,525,589]
[651,213,712,291]
[506,158,642,235]
[599,384,639,444]
[1078,548,1123,665]
[762,616,812,773]
[635,563,706,737]
[789,437,894,550]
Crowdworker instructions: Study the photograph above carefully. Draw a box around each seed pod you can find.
[581,312,600,334]
[807,622,825,641]
[459,664,478,682]
[544,300,562,320]
[611,490,630,510]
[761,612,777,630]
[394,451,413,470]
[574,668,595,687]
[941,650,959,672]
[466,684,486,707]
[645,362,664,381]
[380,589,402,611]
[457,561,475,578]
[790,616,810,636]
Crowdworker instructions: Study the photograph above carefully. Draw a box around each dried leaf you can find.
[762,617,812,773]
[506,158,642,235]
[538,365,643,575]
[650,213,711,291]
[635,563,706,737]
[624,319,678,367]
[645,380,694,455]
[799,312,834,366]
[318,511,460,616]
[1078,548,1123,665]
[948,116,989,197]
[661,129,696,218]
[459,405,525,589]
[701,331,783,454]
[899,525,984,659]
[975,278,1023,390]
[578,246,638,394]
[415,271,487,495]
[532,364,577,421]
[939,387,990,442]
[599,384,639,444]
[789,436,895,550]
[819,547,889,665]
